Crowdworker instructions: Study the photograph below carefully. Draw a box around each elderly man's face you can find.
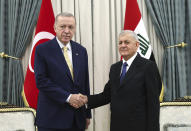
[54,16,76,44]
[118,33,139,60]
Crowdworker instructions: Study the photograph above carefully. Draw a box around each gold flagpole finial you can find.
[180,42,187,48]
[166,42,188,49]
[0,52,20,60]
[0,52,7,58]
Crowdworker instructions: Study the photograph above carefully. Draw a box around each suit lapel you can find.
[51,38,73,81]
[120,54,142,87]
[116,61,123,86]
[110,61,122,91]
[71,41,79,83]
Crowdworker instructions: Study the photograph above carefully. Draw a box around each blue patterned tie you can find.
[120,62,128,83]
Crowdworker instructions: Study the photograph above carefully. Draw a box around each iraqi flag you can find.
[124,0,164,101]
[22,0,55,109]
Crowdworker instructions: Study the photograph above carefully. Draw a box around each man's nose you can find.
[64,27,69,33]
[121,42,127,47]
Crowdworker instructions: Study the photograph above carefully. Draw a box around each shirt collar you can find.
[56,37,72,51]
[122,52,137,67]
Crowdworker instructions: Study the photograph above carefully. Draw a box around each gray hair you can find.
[54,12,76,25]
[119,30,139,42]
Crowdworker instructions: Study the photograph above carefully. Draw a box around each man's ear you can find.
[136,42,140,47]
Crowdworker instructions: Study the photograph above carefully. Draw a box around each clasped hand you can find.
[69,94,88,108]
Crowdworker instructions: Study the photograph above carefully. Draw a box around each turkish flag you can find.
[23,0,55,109]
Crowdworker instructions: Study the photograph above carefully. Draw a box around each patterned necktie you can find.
[120,62,128,83]
[63,47,73,79]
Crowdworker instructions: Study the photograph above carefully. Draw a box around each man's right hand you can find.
[69,94,87,108]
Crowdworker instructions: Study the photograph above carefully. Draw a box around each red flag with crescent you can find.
[23,0,55,109]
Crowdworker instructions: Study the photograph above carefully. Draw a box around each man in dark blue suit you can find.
[34,12,91,131]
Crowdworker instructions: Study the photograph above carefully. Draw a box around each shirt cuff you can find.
[66,94,72,103]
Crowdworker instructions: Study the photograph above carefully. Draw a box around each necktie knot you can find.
[63,47,68,52]
[123,62,128,67]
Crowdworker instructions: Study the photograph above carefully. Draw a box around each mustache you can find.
[62,35,70,37]
[119,48,127,50]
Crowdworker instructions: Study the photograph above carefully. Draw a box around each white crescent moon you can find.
[29,32,55,73]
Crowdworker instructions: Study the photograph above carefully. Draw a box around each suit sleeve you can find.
[83,49,91,118]
[87,66,112,109]
[34,46,70,104]
[88,81,111,109]
[145,61,161,131]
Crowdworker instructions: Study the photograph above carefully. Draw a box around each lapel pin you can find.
[76,53,79,56]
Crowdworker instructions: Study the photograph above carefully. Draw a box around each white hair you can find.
[54,12,76,26]
[119,30,139,42]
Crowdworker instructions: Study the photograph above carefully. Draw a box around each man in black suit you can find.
[81,30,161,131]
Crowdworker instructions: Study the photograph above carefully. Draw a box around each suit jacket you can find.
[34,38,91,129]
[88,54,161,131]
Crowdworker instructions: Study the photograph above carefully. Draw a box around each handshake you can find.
[69,94,88,109]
